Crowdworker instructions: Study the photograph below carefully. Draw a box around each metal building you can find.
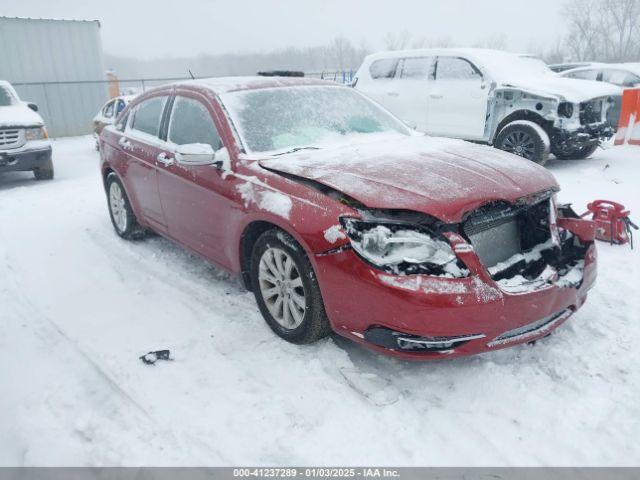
[0,16,108,137]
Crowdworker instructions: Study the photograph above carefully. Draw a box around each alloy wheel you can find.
[109,181,128,233]
[258,247,306,329]
[502,130,536,159]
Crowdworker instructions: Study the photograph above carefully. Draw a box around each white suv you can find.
[0,80,53,180]
[354,48,621,164]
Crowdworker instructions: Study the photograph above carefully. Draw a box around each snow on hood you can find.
[258,135,558,223]
[499,75,622,103]
[0,104,45,128]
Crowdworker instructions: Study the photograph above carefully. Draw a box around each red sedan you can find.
[99,77,597,359]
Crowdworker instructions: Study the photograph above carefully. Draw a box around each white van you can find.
[354,48,621,164]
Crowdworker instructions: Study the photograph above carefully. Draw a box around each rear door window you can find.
[168,96,222,149]
[131,96,168,137]
[398,57,434,79]
[435,57,482,80]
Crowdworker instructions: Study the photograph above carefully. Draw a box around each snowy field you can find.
[0,136,638,466]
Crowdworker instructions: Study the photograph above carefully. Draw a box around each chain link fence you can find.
[11,70,356,138]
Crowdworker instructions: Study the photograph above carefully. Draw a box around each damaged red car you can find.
[99,77,597,359]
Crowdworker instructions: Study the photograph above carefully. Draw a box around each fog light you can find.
[364,326,485,352]
[396,334,485,351]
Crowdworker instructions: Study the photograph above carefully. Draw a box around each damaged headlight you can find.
[340,218,467,277]
[557,102,574,118]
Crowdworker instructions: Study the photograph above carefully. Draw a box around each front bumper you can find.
[551,122,615,152]
[0,143,52,173]
[314,238,596,360]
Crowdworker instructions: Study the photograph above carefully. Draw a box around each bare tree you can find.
[383,30,413,50]
[473,33,508,50]
[563,0,640,61]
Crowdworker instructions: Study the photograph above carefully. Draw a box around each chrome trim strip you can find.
[487,309,572,347]
[397,333,486,346]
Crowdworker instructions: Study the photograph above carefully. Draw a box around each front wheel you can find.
[495,121,550,165]
[33,157,54,180]
[250,229,331,344]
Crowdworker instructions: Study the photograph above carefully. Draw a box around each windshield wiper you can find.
[273,146,321,156]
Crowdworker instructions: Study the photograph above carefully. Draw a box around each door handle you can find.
[428,93,443,99]
[118,137,131,149]
[156,152,175,167]
[386,91,399,97]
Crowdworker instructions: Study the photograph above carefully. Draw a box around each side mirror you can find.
[175,143,217,166]
[27,102,39,112]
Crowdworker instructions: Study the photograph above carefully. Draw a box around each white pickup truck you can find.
[0,80,53,180]
[354,48,621,164]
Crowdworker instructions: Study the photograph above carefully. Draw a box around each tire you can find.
[106,173,144,240]
[33,157,54,180]
[250,229,331,344]
[495,121,550,165]
[552,143,598,160]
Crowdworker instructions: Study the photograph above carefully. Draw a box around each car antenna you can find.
[188,69,196,80]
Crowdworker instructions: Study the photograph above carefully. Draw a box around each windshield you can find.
[220,86,412,154]
[0,86,17,107]
[517,56,554,76]
[477,52,556,80]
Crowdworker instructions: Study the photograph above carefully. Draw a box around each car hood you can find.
[258,135,558,223]
[499,75,622,103]
[0,104,45,128]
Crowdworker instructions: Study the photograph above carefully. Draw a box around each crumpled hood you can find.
[499,75,622,103]
[0,104,45,128]
[258,135,558,223]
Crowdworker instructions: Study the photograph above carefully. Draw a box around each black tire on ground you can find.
[105,173,145,240]
[495,121,550,165]
[250,229,332,345]
[552,143,599,160]
[33,157,54,180]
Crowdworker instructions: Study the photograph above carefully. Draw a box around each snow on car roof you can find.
[364,48,554,80]
[563,63,640,76]
[178,76,338,95]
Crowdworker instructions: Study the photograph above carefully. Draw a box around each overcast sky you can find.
[0,0,566,58]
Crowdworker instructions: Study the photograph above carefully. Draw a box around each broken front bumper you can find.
[313,224,596,360]
[551,122,615,152]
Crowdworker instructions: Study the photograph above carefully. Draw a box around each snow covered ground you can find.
[0,136,638,466]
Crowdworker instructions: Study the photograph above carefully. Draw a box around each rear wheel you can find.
[250,229,331,344]
[552,143,598,160]
[106,173,144,240]
[495,121,550,165]
[33,157,54,180]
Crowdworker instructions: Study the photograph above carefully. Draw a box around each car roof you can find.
[176,76,338,95]
[364,47,517,62]
[562,63,640,75]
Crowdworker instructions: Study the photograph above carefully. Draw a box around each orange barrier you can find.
[614,88,640,146]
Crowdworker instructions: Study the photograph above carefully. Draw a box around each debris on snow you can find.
[139,350,172,365]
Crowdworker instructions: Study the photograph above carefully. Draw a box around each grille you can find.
[0,128,23,149]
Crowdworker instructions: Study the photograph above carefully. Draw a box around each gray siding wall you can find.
[0,17,108,137]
